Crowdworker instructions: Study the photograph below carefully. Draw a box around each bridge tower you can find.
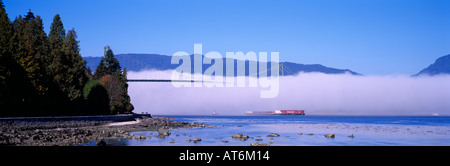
[279,63,284,76]
[104,45,110,57]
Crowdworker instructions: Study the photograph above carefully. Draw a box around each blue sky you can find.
[4,0,450,75]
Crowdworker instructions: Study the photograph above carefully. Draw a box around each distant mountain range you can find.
[414,54,450,76]
[84,53,450,77]
[83,53,361,76]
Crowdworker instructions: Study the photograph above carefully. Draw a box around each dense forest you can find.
[0,1,133,117]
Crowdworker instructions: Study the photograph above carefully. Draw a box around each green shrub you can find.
[83,80,110,114]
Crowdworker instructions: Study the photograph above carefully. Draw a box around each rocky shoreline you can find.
[0,116,205,146]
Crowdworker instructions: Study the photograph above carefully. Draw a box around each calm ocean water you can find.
[103,115,450,146]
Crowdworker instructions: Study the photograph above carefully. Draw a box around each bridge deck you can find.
[127,79,200,82]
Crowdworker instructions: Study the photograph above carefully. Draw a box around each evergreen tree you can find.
[10,10,50,115]
[49,14,65,42]
[46,14,66,108]
[62,29,88,102]
[12,12,49,96]
[0,0,16,114]
[94,46,121,79]
[47,14,65,80]
[94,46,133,114]
[85,66,94,80]
[104,46,121,74]
[0,0,12,85]
[115,67,134,113]
[0,1,11,54]
[24,9,35,22]
[0,2,133,116]
[94,58,107,79]
[3,12,34,116]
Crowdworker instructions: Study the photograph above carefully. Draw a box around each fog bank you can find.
[128,70,450,116]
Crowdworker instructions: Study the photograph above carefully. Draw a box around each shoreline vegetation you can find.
[0,115,209,146]
[1,1,133,117]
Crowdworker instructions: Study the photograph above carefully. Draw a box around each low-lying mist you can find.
[127,70,450,116]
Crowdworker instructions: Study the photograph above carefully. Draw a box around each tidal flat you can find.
[2,115,449,146]
[111,115,450,146]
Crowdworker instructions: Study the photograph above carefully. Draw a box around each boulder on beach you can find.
[240,135,249,140]
[158,129,171,136]
[96,140,107,146]
[324,133,335,138]
[250,142,270,146]
[193,138,202,143]
[266,133,280,137]
[135,134,147,140]
[232,133,243,138]
[232,133,249,141]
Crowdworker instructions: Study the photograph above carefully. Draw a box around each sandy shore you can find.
[104,119,141,127]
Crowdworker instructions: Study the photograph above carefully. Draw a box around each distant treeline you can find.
[0,1,133,117]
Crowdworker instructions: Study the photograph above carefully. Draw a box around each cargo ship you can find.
[245,110,305,116]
